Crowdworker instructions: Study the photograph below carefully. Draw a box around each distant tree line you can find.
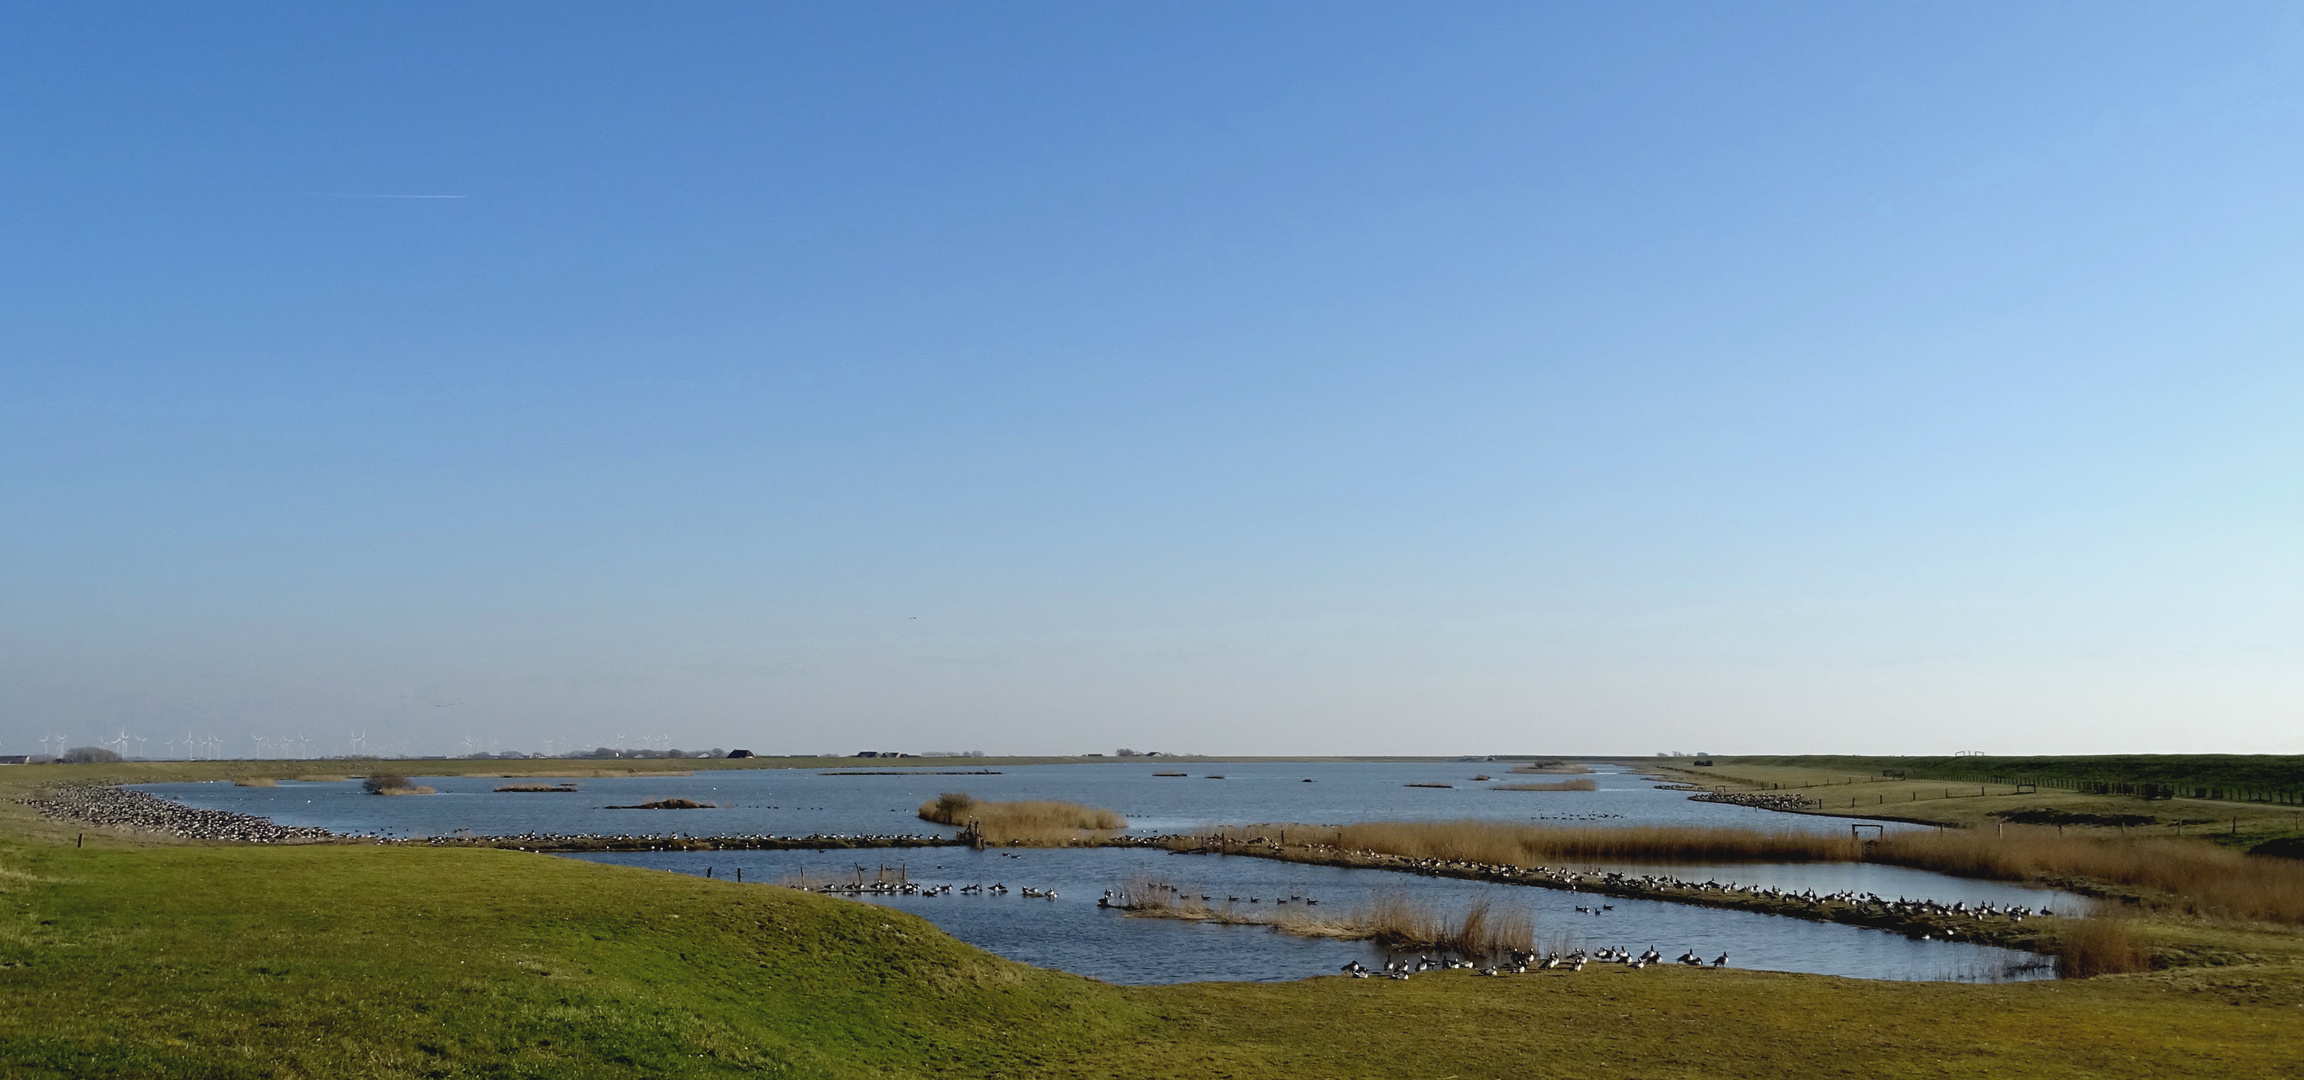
[1729,754,2304,807]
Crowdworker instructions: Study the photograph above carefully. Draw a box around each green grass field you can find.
[5,761,2303,1078]
[1716,754,2304,799]
[1662,758,2304,849]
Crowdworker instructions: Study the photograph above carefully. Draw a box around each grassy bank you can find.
[1651,758,2304,853]
[0,834,1141,1078]
[1712,754,2304,803]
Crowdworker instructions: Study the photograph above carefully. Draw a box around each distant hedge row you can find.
[1729,754,2304,807]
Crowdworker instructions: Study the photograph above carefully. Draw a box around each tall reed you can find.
[2052,907,2151,978]
[1115,877,1533,958]
[1296,820,1859,865]
[917,792,1126,844]
[1867,829,2304,925]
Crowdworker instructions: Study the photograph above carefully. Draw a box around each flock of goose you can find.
[1100,884,1320,907]
[1346,853,2051,933]
[1601,872,2054,929]
[1690,791,1819,812]
[25,783,333,843]
[1340,946,1728,980]
[803,879,1063,899]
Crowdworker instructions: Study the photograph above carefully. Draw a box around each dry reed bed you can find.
[2051,912,2153,976]
[1868,831,2304,925]
[1224,820,2304,925]
[1116,875,1532,956]
[918,792,1126,844]
[1491,779,1598,792]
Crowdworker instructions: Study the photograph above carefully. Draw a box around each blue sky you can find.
[4,3,2301,757]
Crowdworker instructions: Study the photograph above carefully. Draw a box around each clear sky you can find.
[4,3,2301,758]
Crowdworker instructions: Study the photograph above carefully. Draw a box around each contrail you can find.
[312,193,469,200]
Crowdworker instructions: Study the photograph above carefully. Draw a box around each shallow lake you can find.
[137,760,1914,839]
[140,761,2066,984]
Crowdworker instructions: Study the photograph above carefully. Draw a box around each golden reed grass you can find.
[1296,821,1857,864]
[1869,830,2304,925]
[1231,819,2304,925]
[1491,779,1598,792]
[918,792,1126,844]
[1118,876,1532,956]
[2051,908,2152,977]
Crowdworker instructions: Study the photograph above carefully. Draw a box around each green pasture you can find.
[1667,758,2304,848]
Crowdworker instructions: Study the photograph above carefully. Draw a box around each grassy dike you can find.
[5,763,2304,1078]
[1650,757,2304,846]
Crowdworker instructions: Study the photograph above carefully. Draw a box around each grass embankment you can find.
[0,834,1140,1078]
[1714,753,2304,802]
[1659,757,2304,852]
[917,792,1124,845]
[4,768,2303,1077]
[1114,876,1533,956]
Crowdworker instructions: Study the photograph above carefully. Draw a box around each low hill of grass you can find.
[0,836,1143,1078]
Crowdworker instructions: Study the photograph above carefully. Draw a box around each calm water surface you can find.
[137,760,1916,839]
